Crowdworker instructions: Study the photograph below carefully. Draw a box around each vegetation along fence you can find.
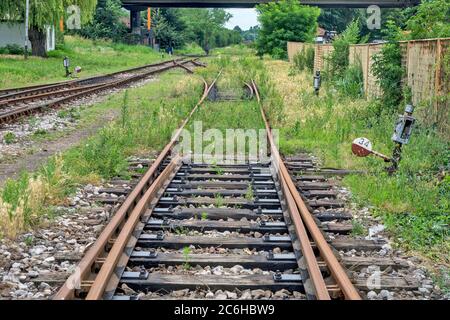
[288,38,449,132]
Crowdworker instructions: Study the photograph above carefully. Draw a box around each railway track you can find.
[52,71,367,300]
[0,58,198,124]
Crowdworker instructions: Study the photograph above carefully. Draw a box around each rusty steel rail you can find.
[0,80,78,100]
[0,81,108,108]
[0,60,194,124]
[86,155,181,300]
[54,71,221,300]
[251,80,361,300]
[0,58,185,99]
[0,60,190,108]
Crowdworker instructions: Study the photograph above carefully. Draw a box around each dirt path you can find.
[0,110,118,187]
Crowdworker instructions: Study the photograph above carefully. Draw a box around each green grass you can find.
[182,246,192,270]
[3,132,16,144]
[1,47,264,238]
[351,219,366,236]
[1,48,249,238]
[214,193,224,207]
[0,36,167,89]
[0,69,202,237]
[57,108,81,120]
[245,183,254,201]
[176,43,205,56]
[185,52,267,160]
[61,71,201,181]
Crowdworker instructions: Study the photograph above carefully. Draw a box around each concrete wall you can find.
[0,22,55,51]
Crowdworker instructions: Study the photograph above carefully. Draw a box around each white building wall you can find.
[0,22,55,51]
[46,25,55,51]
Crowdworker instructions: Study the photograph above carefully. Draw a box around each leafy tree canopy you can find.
[1,0,97,56]
[181,8,231,49]
[152,9,185,49]
[241,25,260,42]
[77,0,127,42]
[406,0,450,39]
[255,0,320,58]
[0,0,97,31]
[318,8,363,33]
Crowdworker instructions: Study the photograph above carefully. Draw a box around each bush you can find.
[372,21,404,111]
[0,44,24,55]
[271,47,287,60]
[3,132,16,144]
[334,61,364,98]
[76,0,128,43]
[328,19,359,80]
[293,46,315,73]
[256,0,320,58]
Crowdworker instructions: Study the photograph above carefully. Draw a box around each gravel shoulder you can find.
[0,74,160,187]
[0,110,118,187]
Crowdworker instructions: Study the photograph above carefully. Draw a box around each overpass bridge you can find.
[123,0,421,38]
[122,0,421,9]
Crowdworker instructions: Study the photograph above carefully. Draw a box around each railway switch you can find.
[391,104,415,145]
[352,104,416,174]
[313,70,321,96]
[386,104,416,174]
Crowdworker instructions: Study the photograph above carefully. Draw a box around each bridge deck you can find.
[122,0,420,9]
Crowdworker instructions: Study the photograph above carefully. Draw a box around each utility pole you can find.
[24,0,29,59]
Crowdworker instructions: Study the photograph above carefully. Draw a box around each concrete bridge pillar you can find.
[130,10,141,35]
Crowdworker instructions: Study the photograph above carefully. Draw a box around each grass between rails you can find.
[0,36,168,89]
[0,69,202,238]
[264,60,449,267]
[186,52,267,159]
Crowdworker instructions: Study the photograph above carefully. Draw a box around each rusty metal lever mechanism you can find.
[352,104,415,174]
[313,70,321,96]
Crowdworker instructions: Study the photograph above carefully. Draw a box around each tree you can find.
[181,9,232,52]
[233,25,242,33]
[255,0,320,58]
[241,26,259,42]
[158,9,187,35]
[318,8,363,33]
[0,0,97,57]
[77,0,127,42]
[152,9,185,49]
[406,0,450,39]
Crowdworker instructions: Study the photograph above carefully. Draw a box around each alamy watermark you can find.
[66,5,81,30]
[366,5,381,30]
[172,121,279,164]
[366,265,382,290]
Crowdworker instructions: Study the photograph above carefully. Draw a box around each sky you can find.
[225,9,259,30]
